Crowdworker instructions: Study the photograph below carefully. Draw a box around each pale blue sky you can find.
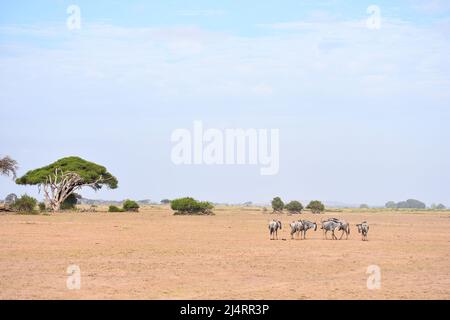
[1,1,449,206]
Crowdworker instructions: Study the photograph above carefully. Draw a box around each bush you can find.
[397,199,426,209]
[108,205,124,212]
[11,194,37,213]
[61,193,80,210]
[38,202,46,211]
[123,199,140,212]
[4,193,17,207]
[271,197,284,213]
[306,200,325,214]
[285,201,303,214]
[170,197,214,215]
[385,201,397,209]
[431,203,446,210]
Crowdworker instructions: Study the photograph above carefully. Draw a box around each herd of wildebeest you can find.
[268,218,369,241]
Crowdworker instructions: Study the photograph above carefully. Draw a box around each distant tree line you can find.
[385,199,427,209]
[270,197,325,214]
[430,203,447,210]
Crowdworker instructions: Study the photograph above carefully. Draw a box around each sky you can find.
[1,0,449,206]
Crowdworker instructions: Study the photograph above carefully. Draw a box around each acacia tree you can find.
[0,156,18,179]
[16,157,118,211]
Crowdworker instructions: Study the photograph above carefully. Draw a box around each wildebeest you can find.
[322,218,350,240]
[324,217,341,223]
[336,220,350,240]
[300,220,317,239]
[269,220,282,240]
[289,220,303,239]
[356,221,369,241]
[320,220,341,240]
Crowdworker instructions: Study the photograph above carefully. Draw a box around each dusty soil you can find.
[0,206,449,299]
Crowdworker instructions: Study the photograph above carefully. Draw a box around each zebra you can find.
[289,220,303,239]
[269,220,282,240]
[356,222,369,241]
[300,220,317,239]
[320,220,341,240]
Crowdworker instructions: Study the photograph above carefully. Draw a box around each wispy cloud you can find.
[175,9,226,17]
[411,0,450,14]
[1,17,449,109]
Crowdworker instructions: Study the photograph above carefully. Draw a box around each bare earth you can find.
[0,206,449,300]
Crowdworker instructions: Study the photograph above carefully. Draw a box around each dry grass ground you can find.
[0,206,449,300]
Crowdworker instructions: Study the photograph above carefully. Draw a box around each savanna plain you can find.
[0,206,449,299]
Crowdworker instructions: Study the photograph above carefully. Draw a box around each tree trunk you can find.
[41,169,83,212]
[40,169,106,212]
[50,200,61,212]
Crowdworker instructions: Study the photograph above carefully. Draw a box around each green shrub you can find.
[385,201,397,209]
[123,199,140,212]
[11,194,37,213]
[431,203,446,210]
[285,201,303,214]
[306,200,325,214]
[170,197,214,215]
[396,199,426,209]
[4,193,18,207]
[61,193,80,210]
[108,205,124,212]
[38,202,46,211]
[271,197,284,213]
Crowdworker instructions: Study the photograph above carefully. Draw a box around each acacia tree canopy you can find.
[16,156,118,211]
[16,156,118,189]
